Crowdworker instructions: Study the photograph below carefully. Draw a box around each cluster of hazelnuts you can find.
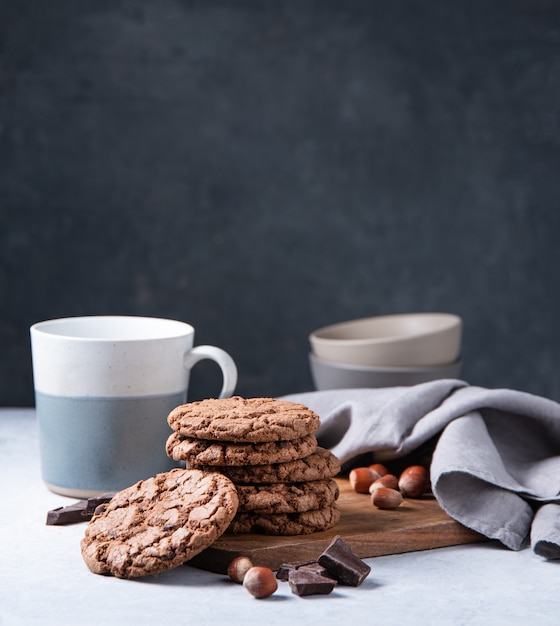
[349,463,430,509]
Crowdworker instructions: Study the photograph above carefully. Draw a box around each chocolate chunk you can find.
[276,560,316,581]
[46,500,89,525]
[317,535,371,586]
[46,492,117,526]
[298,562,335,579]
[84,492,117,516]
[276,563,299,581]
[288,569,337,596]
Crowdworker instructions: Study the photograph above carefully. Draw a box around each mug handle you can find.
[183,345,238,399]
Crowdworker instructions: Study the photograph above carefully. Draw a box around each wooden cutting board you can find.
[189,478,485,574]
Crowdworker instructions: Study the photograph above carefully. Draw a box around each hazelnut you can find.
[398,465,429,498]
[368,473,399,493]
[368,463,389,477]
[349,467,381,493]
[243,566,278,598]
[371,486,403,510]
[227,556,254,584]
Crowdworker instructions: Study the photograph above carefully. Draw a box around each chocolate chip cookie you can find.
[197,447,341,485]
[227,504,341,535]
[235,478,339,514]
[167,396,321,443]
[166,432,318,466]
[80,468,239,578]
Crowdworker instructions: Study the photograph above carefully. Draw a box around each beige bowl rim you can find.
[309,312,462,346]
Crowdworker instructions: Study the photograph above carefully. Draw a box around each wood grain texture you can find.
[188,478,485,574]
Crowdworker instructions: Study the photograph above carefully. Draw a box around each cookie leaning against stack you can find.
[80,468,239,578]
[166,396,341,535]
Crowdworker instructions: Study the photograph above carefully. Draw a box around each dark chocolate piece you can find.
[46,500,88,525]
[298,562,335,579]
[84,492,117,516]
[276,560,316,581]
[46,492,117,526]
[317,535,371,586]
[276,563,298,581]
[288,569,337,596]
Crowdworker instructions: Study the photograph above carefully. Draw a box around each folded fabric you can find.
[282,380,560,558]
[531,503,560,558]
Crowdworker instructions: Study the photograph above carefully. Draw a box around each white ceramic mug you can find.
[30,316,238,498]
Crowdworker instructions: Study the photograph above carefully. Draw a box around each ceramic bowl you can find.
[309,313,462,367]
[309,352,463,391]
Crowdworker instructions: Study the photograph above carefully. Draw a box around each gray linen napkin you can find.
[282,380,560,558]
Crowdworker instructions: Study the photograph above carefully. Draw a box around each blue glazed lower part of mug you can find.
[35,391,186,497]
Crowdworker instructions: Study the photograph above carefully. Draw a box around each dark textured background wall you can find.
[2,0,560,406]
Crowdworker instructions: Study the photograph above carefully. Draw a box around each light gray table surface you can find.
[1,408,559,626]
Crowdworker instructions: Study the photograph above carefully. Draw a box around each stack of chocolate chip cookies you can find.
[166,396,341,536]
